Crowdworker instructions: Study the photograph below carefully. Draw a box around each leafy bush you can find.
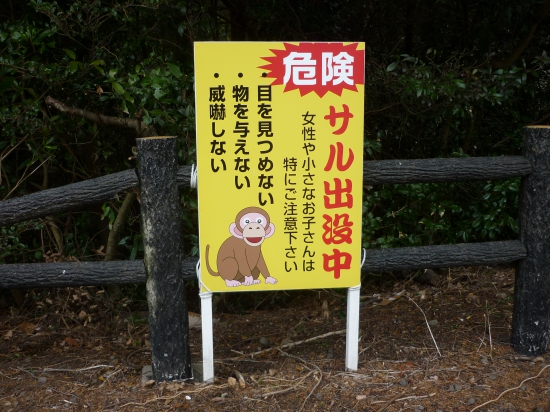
[363,178,520,249]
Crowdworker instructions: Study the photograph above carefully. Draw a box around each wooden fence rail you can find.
[362,240,526,272]
[0,157,529,227]
[0,258,199,288]
[0,240,526,288]
[363,156,531,184]
[0,166,193,227]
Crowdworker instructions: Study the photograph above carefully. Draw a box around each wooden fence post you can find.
[512,126,550,356]
[136,136,192,381]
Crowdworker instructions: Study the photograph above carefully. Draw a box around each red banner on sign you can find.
[259,42,365,97]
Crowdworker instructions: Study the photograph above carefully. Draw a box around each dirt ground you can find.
[1,266,550,412]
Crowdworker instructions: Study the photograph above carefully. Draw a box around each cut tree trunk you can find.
[512,126,550,356]
[136,136,192,382]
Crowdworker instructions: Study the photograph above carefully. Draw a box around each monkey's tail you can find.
[205,245,219,277]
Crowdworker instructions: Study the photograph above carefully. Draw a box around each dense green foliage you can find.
[0,0,549,262]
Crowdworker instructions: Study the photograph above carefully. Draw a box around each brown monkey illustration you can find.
[205,207,278,287]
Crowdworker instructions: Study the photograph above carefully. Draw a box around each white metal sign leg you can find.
[345,284,361,371]
[200,291,214,382]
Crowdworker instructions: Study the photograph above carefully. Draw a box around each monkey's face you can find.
[230,208,275,245]
[240,213,269,246]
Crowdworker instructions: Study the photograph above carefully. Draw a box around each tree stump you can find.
[512,126,550,356]
[136,136,192,381]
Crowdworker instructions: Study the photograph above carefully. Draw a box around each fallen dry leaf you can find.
[187,312,219,329]
[166,382,184,391]
[234,370,246,389]
[188,312,201,329]
[64,337,80,348]
[18,322,36,335]
[379,290,405,306]
[466,293,480,304]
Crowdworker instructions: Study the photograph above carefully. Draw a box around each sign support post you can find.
[345,284,361,371]
[200,290,215,383]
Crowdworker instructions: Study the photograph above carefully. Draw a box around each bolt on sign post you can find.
[195,42,365,379]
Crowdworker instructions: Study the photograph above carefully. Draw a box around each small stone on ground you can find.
[280,338,293,346]
[141,365,153,384]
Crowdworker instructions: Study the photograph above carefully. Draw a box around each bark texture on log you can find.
[0,166,193,228]
[362,240,526,272]
[136,136,192,381]
[0,240,525,288]
[0,169,138,227]
[0,259,197,289]
[363,156,531,185]
[0,158,531,227]
[512,126,550,356]
[0,260,145,288]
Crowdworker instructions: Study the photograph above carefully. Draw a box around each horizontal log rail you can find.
[0,240,525,289]
[363,240,526,272]
[0,169,138,227]
[0,166,193,227]
[0,259,198,289]
[363,156,531,185]
[0,156,532,227]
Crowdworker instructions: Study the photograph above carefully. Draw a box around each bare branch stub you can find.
[45,96,156,137]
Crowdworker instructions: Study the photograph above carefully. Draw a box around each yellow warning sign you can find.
[195,42,365,292]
